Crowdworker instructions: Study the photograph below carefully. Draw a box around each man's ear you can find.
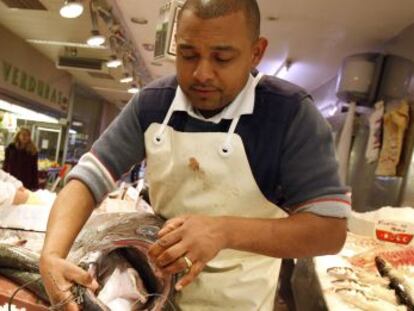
[251,37,268,68]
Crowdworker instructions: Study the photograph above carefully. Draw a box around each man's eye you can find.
[216,57,233,63]
[180,53,198,60]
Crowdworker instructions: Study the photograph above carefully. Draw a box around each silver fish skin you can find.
[0,244,49,303]
[0,244,40,272]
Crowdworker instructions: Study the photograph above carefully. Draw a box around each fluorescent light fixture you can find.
[60,0,84,19]
[120,72,133,83]
[27,39,106,49]
[274,60,292,79]
[106,55,122,68]
[128,84,139,94]
[87,30,106,47]
[130,17,148,25]
[0,100,59,124]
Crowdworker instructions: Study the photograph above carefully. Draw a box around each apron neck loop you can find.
[154,72,264,148]
[154,99,177,144]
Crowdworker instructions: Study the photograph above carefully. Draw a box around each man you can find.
[40,0,350,309]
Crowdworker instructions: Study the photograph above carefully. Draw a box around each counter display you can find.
[315,207,414,310]
[0,185,413,311]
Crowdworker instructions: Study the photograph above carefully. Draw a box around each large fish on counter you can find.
[0,212,175,310]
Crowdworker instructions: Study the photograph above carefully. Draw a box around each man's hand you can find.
[148,213,346,292]
[39,254,99,311]
[12,188,29,205]
[148,215,227,291]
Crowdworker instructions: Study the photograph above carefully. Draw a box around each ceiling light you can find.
[142,43,155,52]
[106,55,122,68]
[128,84,139,94]
[266,16,280,22]
[0,100,58,124]
[26,39,106,49]
[87,30,106,46]
[130,17,148,25]
[60,0,84,19]
[120,73,133,83]
[72,121,83,127]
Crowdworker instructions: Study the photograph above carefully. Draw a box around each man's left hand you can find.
[148,215,227,290]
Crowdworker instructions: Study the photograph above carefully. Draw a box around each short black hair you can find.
[178,0,261,40]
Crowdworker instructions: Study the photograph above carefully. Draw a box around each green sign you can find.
[1,61,69,111]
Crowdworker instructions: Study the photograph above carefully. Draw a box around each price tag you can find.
[375,220,414,245]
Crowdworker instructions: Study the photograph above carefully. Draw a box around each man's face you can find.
[175,10,267,112]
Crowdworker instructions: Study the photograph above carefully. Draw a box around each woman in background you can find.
[3,128,39,190]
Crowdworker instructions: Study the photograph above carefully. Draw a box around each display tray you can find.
[0,228,46,310]
[0,275,48,311]
[314,207,414,310]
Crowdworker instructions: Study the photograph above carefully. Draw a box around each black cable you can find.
[8,276,42,311]
[7,276,83,311]
[140,293,177,311]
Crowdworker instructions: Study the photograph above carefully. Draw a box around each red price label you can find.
[375,229,413,245]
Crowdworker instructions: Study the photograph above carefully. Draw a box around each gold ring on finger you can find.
[183,255,193,273]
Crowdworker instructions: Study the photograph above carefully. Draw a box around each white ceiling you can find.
[0,0,414,107]
[256,0,414,90]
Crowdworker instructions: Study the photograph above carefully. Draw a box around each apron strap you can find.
[219,72,264,157]
[153,97,178,145]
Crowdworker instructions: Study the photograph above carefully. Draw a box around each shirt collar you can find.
[171,74,257,124]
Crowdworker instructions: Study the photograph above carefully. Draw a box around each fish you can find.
[375,256,414,311]
[334,288,406,311]
[68,212,175,311]
[327,265,390,287]
[0,244,40,273]
[0,212,175,311]
[350,246,414,270]
[331,279,399,305]
[0,244,48,303]
[326,266,355,279]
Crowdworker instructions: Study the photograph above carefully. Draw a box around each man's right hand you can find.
[39,254,99,311]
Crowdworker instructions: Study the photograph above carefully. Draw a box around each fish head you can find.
[69,213,175,311]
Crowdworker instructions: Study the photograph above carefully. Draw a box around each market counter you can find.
[292,207,414,311]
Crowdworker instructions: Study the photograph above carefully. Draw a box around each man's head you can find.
[179,0,261,41]
[175,0,268,115]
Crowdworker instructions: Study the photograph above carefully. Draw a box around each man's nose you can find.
[193,59,214,84]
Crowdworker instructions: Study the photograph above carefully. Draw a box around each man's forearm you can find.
[221,213,347,258]
[42,180,96,258]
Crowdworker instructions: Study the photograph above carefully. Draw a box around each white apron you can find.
[144,74,288,310]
